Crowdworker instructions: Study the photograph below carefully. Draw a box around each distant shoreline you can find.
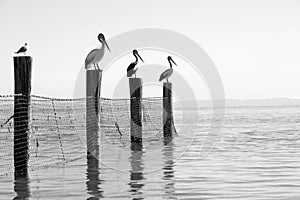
[174,98,300,108]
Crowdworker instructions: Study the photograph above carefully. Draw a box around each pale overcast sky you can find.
[0,0,299,99]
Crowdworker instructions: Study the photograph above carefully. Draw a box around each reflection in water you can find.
[162,137,176,199]
[86,155,103,199]
[13,173,31,200]
[129,143,144,200]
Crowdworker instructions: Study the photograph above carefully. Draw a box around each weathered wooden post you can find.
[86,155,102,198]
[86,69,102,157]
[129,78,143,146]
[14,174,30,198]
[163,82,173,138]
[14,56,32,176]
[129,149,144,195]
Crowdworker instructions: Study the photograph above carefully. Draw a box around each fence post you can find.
[163,82,173,138]
[129,78,143,146]
[14,56,32,176]
[86,69,102,157]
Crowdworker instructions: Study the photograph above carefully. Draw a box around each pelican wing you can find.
[159,69,172,81]
[127,68,137,77]
[127,63,136,72]
[127,63,137,77]
[85,49,98,69]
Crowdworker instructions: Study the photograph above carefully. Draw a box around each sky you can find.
[0,0,300,100]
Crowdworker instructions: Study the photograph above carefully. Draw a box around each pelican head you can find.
[168,56,177,68]
[133,49,144,63]
[98,33,110,52]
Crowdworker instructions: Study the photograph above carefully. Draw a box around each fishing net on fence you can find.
[0,95,177,176]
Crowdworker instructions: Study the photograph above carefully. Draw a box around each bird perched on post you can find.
[85,33,110,71]
[127,49,144,78]
[15,43,28,55]
[159,56,177,82]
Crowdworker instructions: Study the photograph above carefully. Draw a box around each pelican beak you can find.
[103,39,111,52]
[137,52,144,63]
[171,58,177,66]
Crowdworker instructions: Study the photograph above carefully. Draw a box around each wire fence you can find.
[0,95,176,176]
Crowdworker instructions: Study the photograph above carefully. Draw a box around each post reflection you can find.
[162,137,176,198]
[86,154,103,200]
[129,143,144,200]
[13,172,31,200]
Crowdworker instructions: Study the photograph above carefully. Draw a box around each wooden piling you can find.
[129,149,144,194]
[86,70,102,157]
[129,78,143,144]
[86,156,102,197]
[163,82,173,138]
[14,174,30,198]
[14,56,32,176]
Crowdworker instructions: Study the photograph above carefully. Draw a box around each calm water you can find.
[1,106,300,199]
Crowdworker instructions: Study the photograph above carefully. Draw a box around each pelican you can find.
[85,33,110,71]
[15,43,27,54]
[127,49,144,78]
[159,56,177,82]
